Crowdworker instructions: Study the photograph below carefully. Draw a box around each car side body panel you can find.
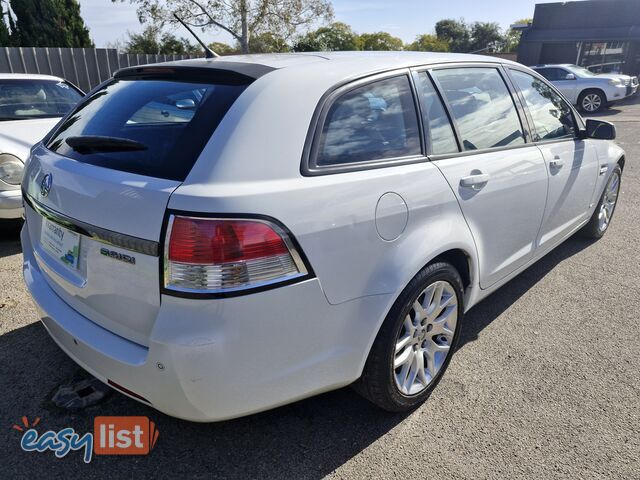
[434,147,548,289]
[536,139,599,249]
[170,162,478,307]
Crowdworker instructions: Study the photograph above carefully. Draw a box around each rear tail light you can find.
[163,215,309,295]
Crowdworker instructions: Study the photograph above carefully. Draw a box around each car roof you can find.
[0,73,65,81]
[532,64,574,68]
[131,51,521,80]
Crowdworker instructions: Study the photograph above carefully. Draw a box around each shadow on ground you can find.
[0,220,22,258]
[0,233,595,478]
[589,91,640,118]
[458,235,593,348]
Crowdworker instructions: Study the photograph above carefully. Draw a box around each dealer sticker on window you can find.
[40,218,80,269]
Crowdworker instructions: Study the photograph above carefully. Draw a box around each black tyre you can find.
[581,165,622,239]
[355,261,464,412]
[578,89,606,113]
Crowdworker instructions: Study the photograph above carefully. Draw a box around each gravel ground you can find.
[1,99,639,479]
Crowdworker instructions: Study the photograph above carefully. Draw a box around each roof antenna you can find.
[173,14,218,59]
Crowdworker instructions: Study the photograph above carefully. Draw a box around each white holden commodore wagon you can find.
[21,52,624,421]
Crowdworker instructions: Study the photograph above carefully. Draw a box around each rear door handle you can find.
[460,173,490,189]
[550,156,564,169]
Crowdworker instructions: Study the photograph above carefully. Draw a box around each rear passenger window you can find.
[510,70,576,141]
[432,68,525,151]
[416,73,458,155]
[315,75,421,166]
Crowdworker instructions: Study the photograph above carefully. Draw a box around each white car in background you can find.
[0,74,83,220]
[531,64,638,113]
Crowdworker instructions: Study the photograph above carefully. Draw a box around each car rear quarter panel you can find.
[170,161,477,307]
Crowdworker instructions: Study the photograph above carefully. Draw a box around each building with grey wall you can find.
[518,0,640,75]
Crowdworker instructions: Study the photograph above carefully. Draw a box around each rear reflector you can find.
[107,379,151,404]
[164,215,308,295]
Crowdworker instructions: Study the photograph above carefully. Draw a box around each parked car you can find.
[531,64,638,113]
[21,52,624,421]
[0,74,83,220]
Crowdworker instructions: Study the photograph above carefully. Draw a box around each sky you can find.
[79,0,563,48]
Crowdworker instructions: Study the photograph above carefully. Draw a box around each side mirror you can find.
[584,118,616,140]
[565,73,576,80]
[175,98,196,110]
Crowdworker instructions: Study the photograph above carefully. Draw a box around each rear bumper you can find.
[21,225,392,422]
[0,189,23,219]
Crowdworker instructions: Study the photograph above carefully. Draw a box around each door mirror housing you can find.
[583,118,616,140]
[564,73,576,80]
[175,98,196,110]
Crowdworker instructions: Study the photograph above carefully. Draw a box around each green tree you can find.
[114,0,333,54]
[435,19,470,52]
[9,0,93,47]
[125,26,199,54]
[469,21,504,53]
[248,32,289,53]
[406,34,449,52]
[208,41,238,56]
[159,32,200,54]
[294,22,360,52]
[504,18,531,53]
[0,1,11,46]
[359,31,403,51]
[125,27,160,53]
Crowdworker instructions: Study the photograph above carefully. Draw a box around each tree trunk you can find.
[239,0,249,54]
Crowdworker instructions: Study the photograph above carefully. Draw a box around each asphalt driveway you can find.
[1,99,639,479]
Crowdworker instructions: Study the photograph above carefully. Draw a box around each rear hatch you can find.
[22,66,253,346]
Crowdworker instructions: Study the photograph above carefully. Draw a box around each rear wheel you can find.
[355,262,464,412]
[579,89,606,113]
[581,165,622,239]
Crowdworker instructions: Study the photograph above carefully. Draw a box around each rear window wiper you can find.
[65,135,148,154]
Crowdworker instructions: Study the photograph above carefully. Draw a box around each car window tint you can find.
[536,68,555,81]
[511,70,576,141]
[0,79,82,120]
[432,68,524,151]
[315,75,421,166]
[416,72,458,155]
[46,78,247,181]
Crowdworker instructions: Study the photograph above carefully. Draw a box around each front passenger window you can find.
[510,70,577,141]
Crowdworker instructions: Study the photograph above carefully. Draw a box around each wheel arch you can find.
[356,244,478,379]
[579,87,608,104]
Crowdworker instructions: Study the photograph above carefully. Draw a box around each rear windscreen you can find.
[46,76,248,181]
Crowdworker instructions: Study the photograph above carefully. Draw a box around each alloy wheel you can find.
[393,280,458,396]
[582,93,602,112]
[598,171,620,233]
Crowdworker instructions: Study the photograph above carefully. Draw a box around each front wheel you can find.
[581,165,622,239]
[355,262,464,412]
[579,90,606,113]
